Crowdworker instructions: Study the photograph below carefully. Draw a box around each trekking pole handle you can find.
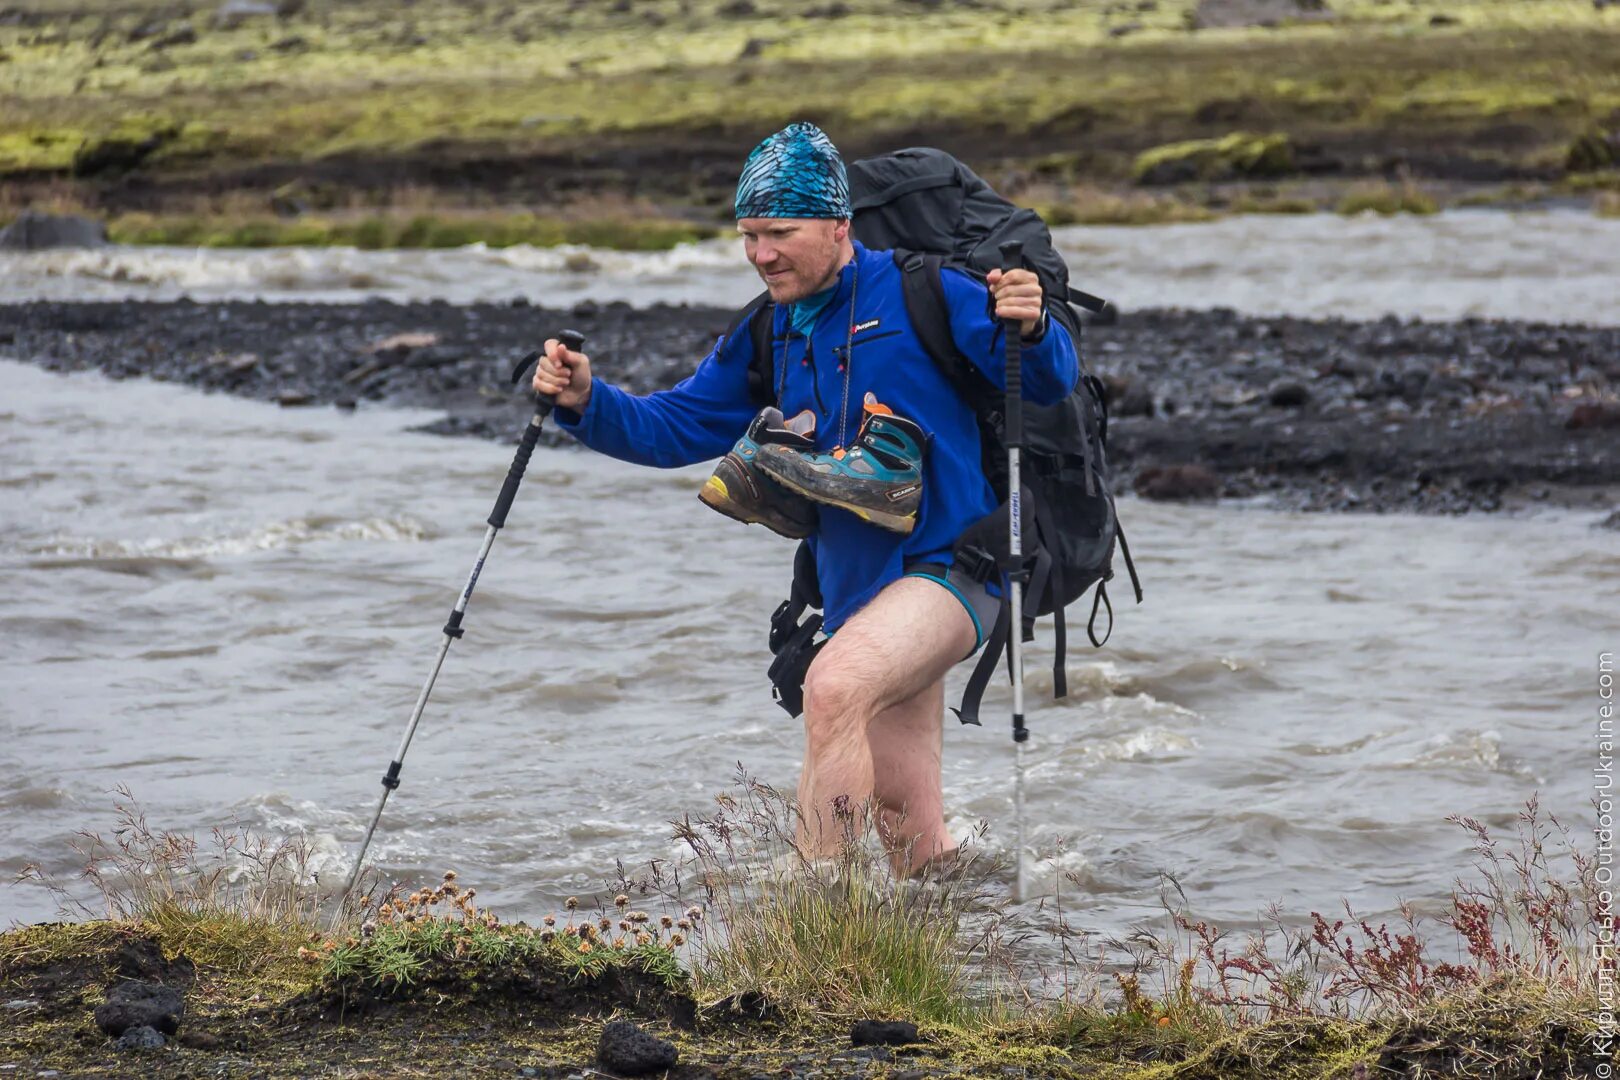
[999,242,1024,448]
[490,329,586,529]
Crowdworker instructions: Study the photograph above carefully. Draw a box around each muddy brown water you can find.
[1,357,1610,952]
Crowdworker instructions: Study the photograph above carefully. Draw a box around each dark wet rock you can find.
[73,127,177,178]
[719,0,757,14]
[1105,375,1154,417]
[706,989,776,1021]
[1109,21,1143,37]
[596,1019,677,1075]
[115,1025,166,1050]
[1429,13,1458,25]
[1567,127,1619,172]
[1566,403,1620,430]
[113,938,195,988]
[1191,0,1334,30]
[1267,380,1310,408]
[1598,509,1620,531]
[274,0,306,16]
[805,1,851,15]
[738,36,773,59]
[94,981,184,1037]
[0,212,108,250]
[270,34,307,51]
[277,389,314,406]
[5,300,1617,516]
[1136,464,1221,501]
[851,1019,919,1046]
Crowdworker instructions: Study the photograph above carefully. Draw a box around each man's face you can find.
[738,217,848,304]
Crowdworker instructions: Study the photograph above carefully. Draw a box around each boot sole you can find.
[759,468,917,534]
[700,473,814,539]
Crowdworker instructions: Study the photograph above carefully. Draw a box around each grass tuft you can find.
[669,772,1000,1025]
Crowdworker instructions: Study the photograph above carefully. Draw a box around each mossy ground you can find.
[0,916,1598,1079]
[2,0,1618,244]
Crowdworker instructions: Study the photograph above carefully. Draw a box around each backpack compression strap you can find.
[728,289,777,410]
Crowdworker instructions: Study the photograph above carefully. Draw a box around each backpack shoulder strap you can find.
[891,250,1002,424]
[727,289,777,410]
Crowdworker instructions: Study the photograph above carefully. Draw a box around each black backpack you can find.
[742,147,1142,725]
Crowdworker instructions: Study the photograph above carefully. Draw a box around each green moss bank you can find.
[2,0,1618,242]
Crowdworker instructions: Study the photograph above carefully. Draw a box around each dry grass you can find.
[13,785,351,971]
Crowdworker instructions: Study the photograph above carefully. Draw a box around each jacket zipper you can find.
[832,329,902,361]
[803,338,830,416]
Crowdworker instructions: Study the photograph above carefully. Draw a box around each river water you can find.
[1,211,1615,958]
[1,362,1610,944]
[4,209,1619,324]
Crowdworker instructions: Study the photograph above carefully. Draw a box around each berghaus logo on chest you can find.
[852,318,881,334]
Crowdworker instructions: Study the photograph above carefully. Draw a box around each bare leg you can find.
[796,576,975,865]
[869,678,956,876]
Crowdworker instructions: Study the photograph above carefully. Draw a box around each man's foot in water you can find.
[756,395,926,534]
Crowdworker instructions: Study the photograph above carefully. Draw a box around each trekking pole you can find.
[339,330,586,905]
[998,242,1029,903]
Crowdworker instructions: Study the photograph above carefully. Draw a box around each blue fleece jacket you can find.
[554,241,1079,632]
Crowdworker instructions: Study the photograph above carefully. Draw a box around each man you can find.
[533,123,1077,876]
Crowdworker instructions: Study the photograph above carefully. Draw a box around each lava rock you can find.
[1136,464,1221,501]
[94,981,184,1038]
[1267,380,1310,408]
[851,1019,919,1046]
[1108,376,1155,417]
[115,1025,166,1050]
[1566,403,1620,430]
[596,1019,678,1076]
[113,937,194,987]
[0,212,108,250]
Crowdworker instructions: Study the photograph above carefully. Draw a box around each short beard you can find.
[765,230,845,304]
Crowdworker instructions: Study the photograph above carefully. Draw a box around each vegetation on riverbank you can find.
[3,781,1606,1077]
[2,0,1618,245]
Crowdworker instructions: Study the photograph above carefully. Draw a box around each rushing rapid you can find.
[3,210,1618,325]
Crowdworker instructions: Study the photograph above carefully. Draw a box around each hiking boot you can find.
[700,407,820,539]
[756,395,926,534]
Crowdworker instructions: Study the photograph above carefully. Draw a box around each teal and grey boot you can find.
[700,407,820,539]
[756,396,926,534]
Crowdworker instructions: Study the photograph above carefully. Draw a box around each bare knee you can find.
[802,663,875,745]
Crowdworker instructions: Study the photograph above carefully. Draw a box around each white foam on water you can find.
[4,210,1616,323]
[24,515,428,560]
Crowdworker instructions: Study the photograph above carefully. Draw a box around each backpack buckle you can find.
[955,544,997,585]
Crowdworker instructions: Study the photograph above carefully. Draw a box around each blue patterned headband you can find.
[734,122,851,220]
